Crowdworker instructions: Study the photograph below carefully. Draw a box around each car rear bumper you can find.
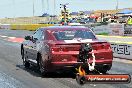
[47,60,112,72]
[48,50,113,72]
[51,59,112,66]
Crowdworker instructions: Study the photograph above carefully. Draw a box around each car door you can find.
[42,30,49,62]
[29,28,44,60]
[23,36,33,60]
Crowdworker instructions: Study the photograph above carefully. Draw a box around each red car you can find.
[21,26,113,75]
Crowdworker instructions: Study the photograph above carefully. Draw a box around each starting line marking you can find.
[1,36,8,38]
[8,37,16,39]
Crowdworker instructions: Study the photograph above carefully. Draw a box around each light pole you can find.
[116,0,119,10]
[47,0,49,13]
[12,0,15,22]
[41,0,44,14]
[54,0,56,15]
[33,0,35,16]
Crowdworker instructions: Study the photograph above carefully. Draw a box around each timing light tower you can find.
[60,3,69,24]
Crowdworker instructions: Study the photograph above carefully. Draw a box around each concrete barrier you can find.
[0,24,10,29]
[10,24,54,31]
[0,24,54,30]
[110,42,132,60]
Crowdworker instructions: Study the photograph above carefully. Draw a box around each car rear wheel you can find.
[97,64,112,74]
[38,54,47,76]
[21,48,30,68]
[97,69,108,74]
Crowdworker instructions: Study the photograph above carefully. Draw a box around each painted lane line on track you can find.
[123,61,132,64]
[7,38,24,43]
[97,35,132,44]
[8,37,16,39]
[0,35,24,43]
[113,58,132,64]
[1,36,8,38]
[97,35,132,38]
[109,41,132,44]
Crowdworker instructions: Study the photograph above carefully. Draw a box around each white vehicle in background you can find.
[69,23,82,25]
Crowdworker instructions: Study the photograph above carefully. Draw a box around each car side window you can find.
[33,28,43,41]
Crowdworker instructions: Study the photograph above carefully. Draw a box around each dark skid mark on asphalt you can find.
[16,64,85,88]
[16,65,41,78]
[16,64,76,79]
[16,64,108,79]
[14,64,132,88]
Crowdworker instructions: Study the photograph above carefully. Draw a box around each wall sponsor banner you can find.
[10,24,54,31]
[91,25,110,34]
[111,43,132,59]
[108,23,124,36]
[124,24,132,36]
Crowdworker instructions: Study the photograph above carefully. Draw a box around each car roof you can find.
[40,26,90,31]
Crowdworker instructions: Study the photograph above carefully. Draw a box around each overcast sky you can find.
[0,0,131,18]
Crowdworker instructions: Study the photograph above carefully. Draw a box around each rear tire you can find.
[38,54,47,76]
[98,69,108,74]
[21,48,30,68]
[97,64,112,74]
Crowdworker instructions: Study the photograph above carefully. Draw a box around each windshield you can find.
[52,30,96,40]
